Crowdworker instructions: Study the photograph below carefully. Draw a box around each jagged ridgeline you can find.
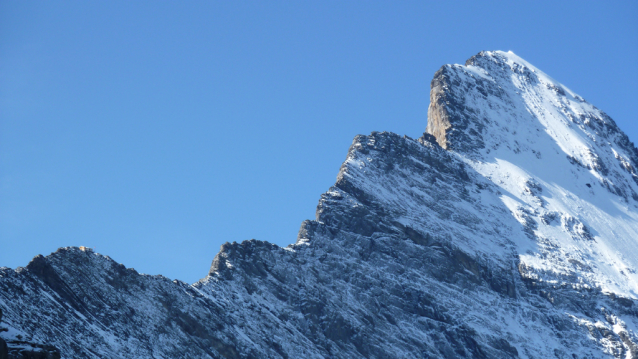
[1,51,637,359]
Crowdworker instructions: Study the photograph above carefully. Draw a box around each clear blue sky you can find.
[1,1,637,283]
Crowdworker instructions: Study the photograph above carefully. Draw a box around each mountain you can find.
[1,51,637,359]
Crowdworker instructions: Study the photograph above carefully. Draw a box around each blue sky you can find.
[1,1,637,283]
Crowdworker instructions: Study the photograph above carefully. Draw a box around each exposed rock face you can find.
[0,307,60,359]
[1,51,637,358]
[6,342,61,359]
[425,68,454,149]
[0,309,7,359]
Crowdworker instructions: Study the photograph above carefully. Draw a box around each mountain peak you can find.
[427,50,579,152]
[426,50,638,299]
[426,50,638,197]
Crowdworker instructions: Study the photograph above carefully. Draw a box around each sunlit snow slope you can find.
[426,50,638,299]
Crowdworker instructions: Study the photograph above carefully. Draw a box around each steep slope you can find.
[1,51,637,358]
[427,51,638,298]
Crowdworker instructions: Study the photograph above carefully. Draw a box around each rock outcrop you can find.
[0,308,60,359]
[0,309,8,359]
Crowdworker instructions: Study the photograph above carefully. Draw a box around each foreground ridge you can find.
[1,51,637,358]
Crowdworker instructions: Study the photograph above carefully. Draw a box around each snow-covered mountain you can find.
[1,51,637,359]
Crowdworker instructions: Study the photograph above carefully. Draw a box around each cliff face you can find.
[1,51,637,359]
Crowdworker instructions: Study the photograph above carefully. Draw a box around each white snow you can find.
[451,50,638,299]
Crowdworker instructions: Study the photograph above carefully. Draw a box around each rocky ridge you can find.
[1,51,637,358]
